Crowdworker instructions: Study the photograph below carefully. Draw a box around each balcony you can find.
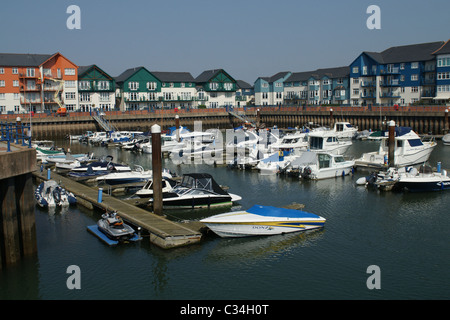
[380,92,400,98]
[381,67,400,75]
[379,79,400,87]
[361,81,376,87]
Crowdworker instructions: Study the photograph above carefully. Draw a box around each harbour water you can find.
[1,138,450,300]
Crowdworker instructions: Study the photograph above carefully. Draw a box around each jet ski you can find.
[97,211,136,241]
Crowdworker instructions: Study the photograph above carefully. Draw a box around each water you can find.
[1,138,450,300]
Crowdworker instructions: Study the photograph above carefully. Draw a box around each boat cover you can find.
[247,205,320,219]
[288,151,317,167]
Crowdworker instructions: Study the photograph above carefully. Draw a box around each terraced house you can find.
[283,67,350,106]
[77,65,115,112]
[433,40,450,102]
[254,72,291,106]
[0,52,78,114]
[194,69,237,108]
[349,41,443,106]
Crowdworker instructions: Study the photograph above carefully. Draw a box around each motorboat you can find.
[95,165,157,185]
[35,180,76,208]
[97,211,136,241]
[135,177,178,198]
[200,205,326,238]
[307,130,352,155]
[331,121,358,140]
[396,164,450,192]
[147,173,241,209]
[356,167,401,191]
[89,131,108,145]
[67,156,131,180]
[43,152,94,165]
[285,151,355,180]
[269,131,309,152]
[442,133,450,146]
[256,150,298,175]
[354,127,436,169]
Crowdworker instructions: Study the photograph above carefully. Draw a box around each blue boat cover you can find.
[247,205,320,219]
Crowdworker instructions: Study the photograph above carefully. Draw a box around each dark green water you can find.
[1,138,449,300]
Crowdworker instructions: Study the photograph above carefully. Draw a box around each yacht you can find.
[307,130,352,155]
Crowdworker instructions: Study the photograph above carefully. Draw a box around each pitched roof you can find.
[151,71,195,82]
[432,39,450,55]
[114,66,148,83]
[285,66,349,82]
[258,71,291,83]
[0,53,54,67]
[195,69,236,83]
[363,41,444,64]
[236,80,253,89]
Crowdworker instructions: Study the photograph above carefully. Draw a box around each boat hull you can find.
[396,178,450,192]
[201,205,326,237]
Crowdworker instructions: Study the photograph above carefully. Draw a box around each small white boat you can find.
[331,121,358,140]
[135,178,177,198]
[286,151,355,180]
[270,131,309,151]
[442,133,450,146]
[396,164,450,192]
[200,205,326,238]
[35,180,77,208]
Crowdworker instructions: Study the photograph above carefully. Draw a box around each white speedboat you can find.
[147,173,241,209]
[396,164,450,192]
[286,151,355,180]
[96,165,171,185]
[307,130,352,155]
[135,177,177,198]
[442,133,450,146]
[200,205,326,238]
[354,127,436,169]
[270,131,309,152]
[35,180,77,208]
[256,150,298,175]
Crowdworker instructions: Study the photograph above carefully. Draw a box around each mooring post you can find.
[97,187,103,203]
[175,115,180,142]
[256,108,260,128]
[329,108,334,128]
[388,120,395,167]
[151,124,163,215]
[445,109,449,134]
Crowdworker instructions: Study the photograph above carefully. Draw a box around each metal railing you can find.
[0,121,32,152]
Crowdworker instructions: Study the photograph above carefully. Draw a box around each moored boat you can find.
[97,211,136,241]
[200,205,326,237]
[35,180,76,208]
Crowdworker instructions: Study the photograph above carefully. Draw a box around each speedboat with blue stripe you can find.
[200,205,326,237]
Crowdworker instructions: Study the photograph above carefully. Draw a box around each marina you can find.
[1,127,450,299]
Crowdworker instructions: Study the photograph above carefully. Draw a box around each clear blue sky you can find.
[1,0,449,83]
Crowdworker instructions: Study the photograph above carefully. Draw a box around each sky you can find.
[1,0,449,84]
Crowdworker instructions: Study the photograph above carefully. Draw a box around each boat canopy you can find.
[247,205,320,219]
[288,151,317,167]
[179,173,228,195]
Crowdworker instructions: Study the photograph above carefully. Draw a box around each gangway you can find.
[228,110,256,128]
[92,112,117,132]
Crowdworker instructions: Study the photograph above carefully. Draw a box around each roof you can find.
[151,71,195,82]
[0,53,54,67]
[432,39,450,55]
[195,69,236,83]
[114,66,148,83]
[258,71,291,83]
[362,41,444,64]
[285,66,349,82]
[236,80,252,89]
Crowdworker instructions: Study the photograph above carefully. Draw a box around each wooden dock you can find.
[33,169,203,249]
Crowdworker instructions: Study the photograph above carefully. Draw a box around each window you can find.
[352,78,359,84]
[209,82,218,90]
[128,82,139,90]
[13,80,19,87]
[411,62,419,69]
[224,82,233,90]
[0,93,4,99]
[411,87,418,93]
[97,81,110,90]
[12,68,18,74]
[147,82,157,90]
[337,78,344,85]
[26,68,35,77]
[362,66,368,75]
[100,93,110,102]
[79,92,91,102]
[0,68,3,74]
[65,80,76,88]
[128,92,139,101]
[437,72,450,80]
[0,80,4,87]
[43,68,52,77]
[411,74,418,81]
[65,92,76,100]
[400,63,405,70]
[79,81,90,90]
[64,68,75,75]
[352,67,359,73]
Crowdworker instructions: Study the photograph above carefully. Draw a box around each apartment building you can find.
[194,69,237,108]
[254,72,291,106]
[283,67,350,105]
[433,40,450,102]
[0,52,78,114]
[349,41,443,106]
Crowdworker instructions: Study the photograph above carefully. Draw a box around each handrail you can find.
[0,121,32,152]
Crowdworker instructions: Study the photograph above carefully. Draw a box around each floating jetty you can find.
[33,169,203,249]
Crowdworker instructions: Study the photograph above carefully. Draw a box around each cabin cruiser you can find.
[256,150,299,175]
[285,151,355,180]
[307,130,352,155]
[270,131,309,152]
[35,180,76,208]
[354,127,436,169]
[147,173,241,209]
[331,121,358,140]
[97,211,136,241]
[200,205,326,238]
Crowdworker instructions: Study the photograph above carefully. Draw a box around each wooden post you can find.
[329,108,334,128]
[256,108,260,128]
[151,124,163,215]
[388,120,395,167]
[445,109,449,134]
[175,115,180,142]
